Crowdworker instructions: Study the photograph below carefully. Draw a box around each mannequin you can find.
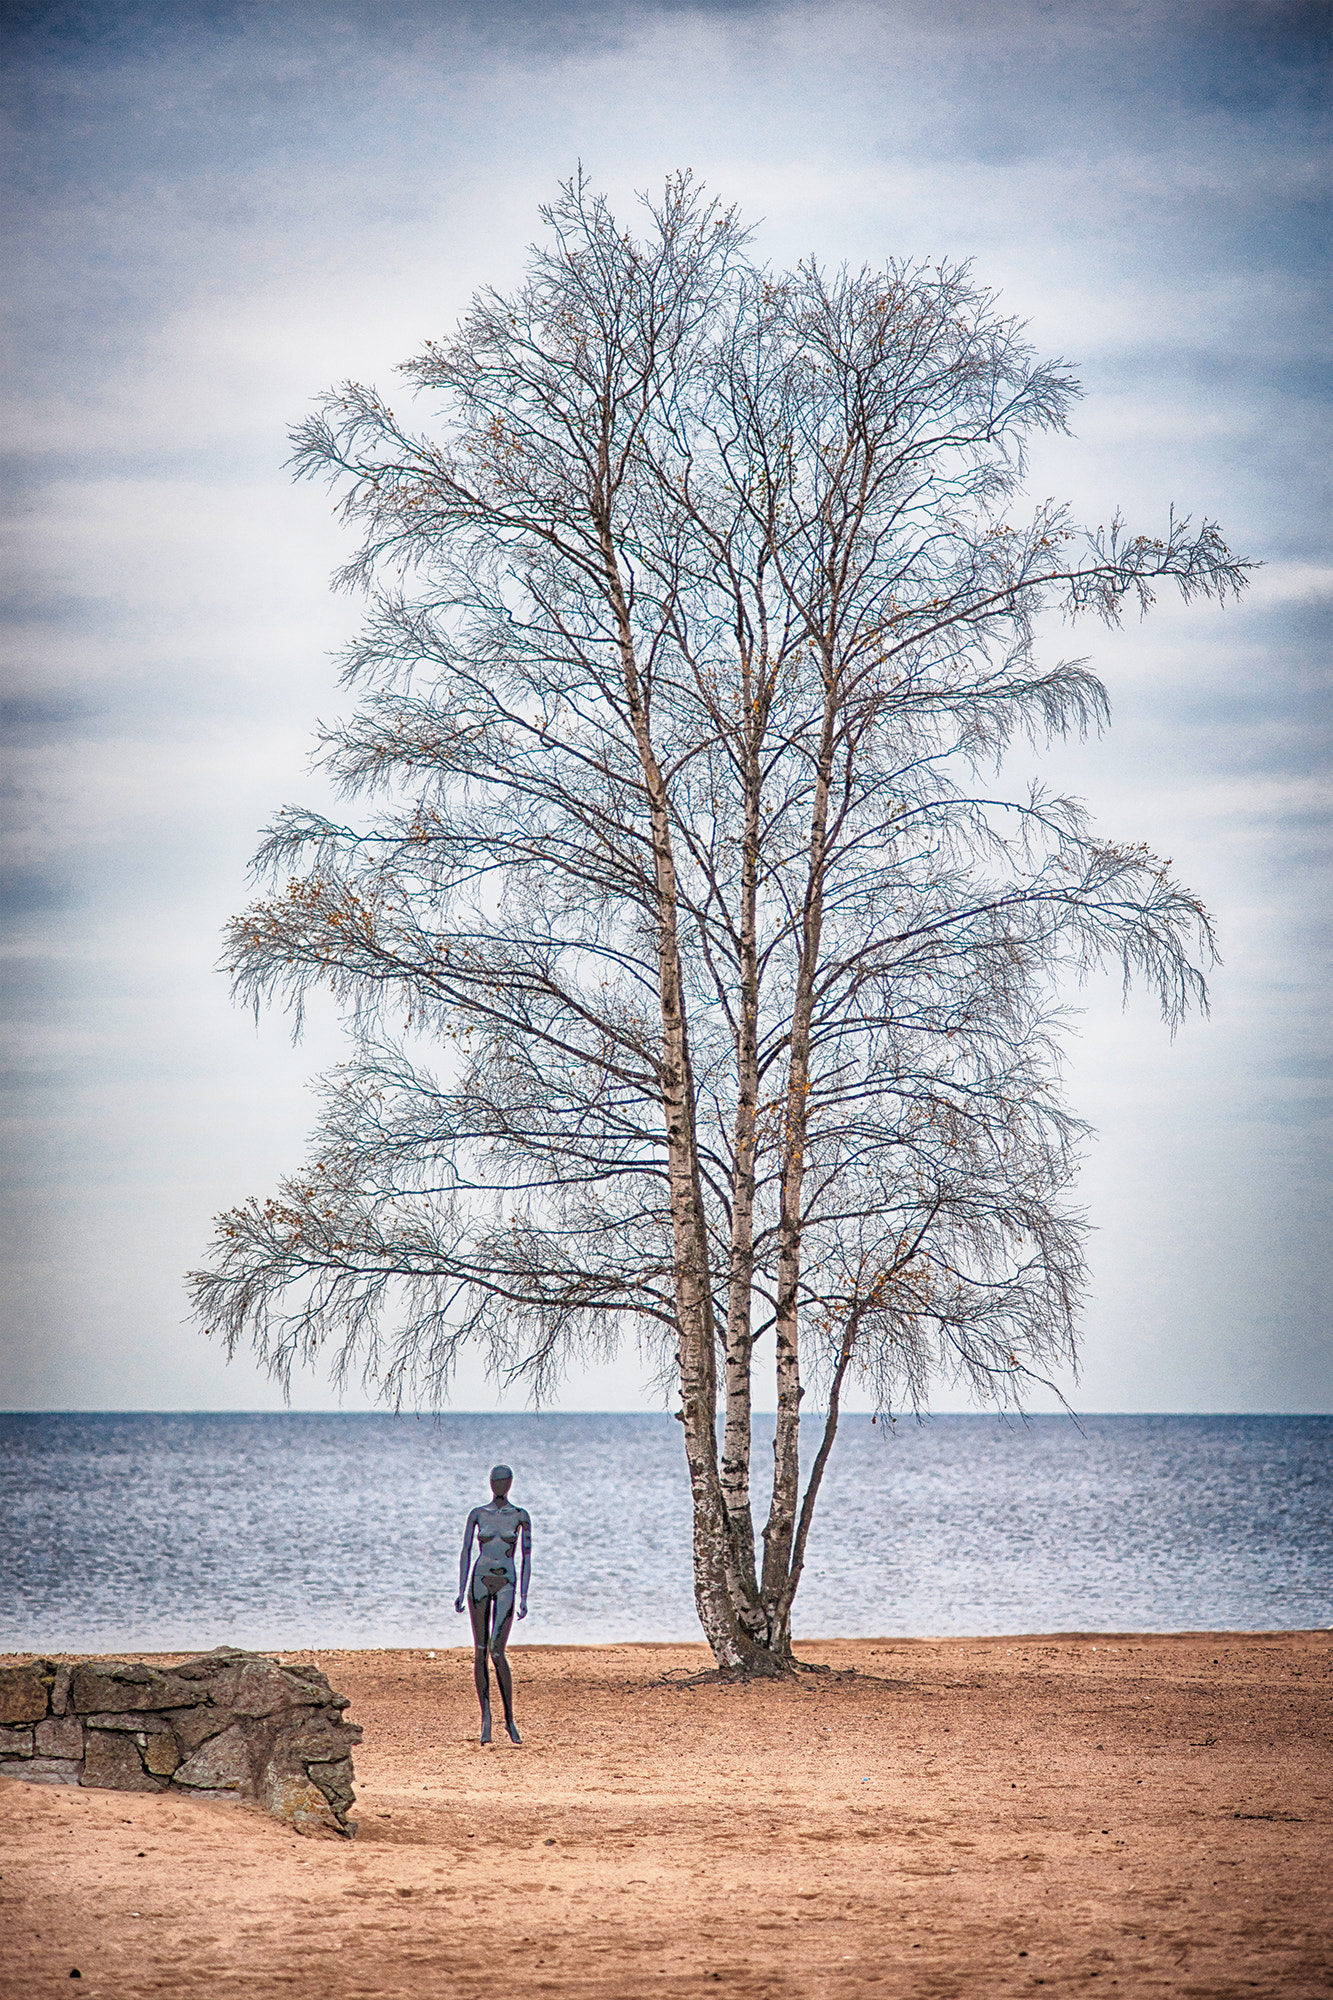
[455,1463,531,1745]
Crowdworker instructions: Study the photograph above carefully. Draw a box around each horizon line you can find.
[3,1408,1329,1420]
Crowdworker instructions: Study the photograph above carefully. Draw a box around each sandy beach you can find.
[2,1632,1329,1998]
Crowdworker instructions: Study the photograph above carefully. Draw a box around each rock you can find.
[82,1731,166,1794]
[82,1711,174,1732]
[70,1665,200,1715]
[50,1664,74,1716]
[0,1757,81,1785]
[205,1659,327,1718]
[35,1717,84,1759]
[260,1771,343,1837]
[306,1756,356,1807]
[169,1647,252,1681]
[165,1705,231,1756]
[141,1732,180,1778]
[171,1723,250,1794]
[282,1714,363,1763]
[5,1650,359,1835]
[0,1665,49,1725]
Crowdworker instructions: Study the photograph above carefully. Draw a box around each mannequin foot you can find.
[505,1720,522,1745]
[480,1705,493,1746]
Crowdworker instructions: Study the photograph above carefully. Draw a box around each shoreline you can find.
[3,1631,1329,1997]
[4,1625,1327,1659]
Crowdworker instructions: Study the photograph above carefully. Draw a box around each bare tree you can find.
[190,175,1248,1674]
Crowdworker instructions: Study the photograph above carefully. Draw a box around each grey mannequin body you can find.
[455,1464,531,1744]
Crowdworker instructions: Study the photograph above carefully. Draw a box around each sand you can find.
[1,1632,1329,1998]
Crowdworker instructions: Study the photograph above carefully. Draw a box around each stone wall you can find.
[0,1649,361,1836]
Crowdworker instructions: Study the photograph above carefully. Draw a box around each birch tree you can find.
[189,175,1248,1674]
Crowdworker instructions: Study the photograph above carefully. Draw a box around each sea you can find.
[0,1412,1329,1654]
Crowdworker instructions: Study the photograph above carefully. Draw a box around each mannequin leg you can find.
[489,1585,520,1743]
[468,1588,494,1743]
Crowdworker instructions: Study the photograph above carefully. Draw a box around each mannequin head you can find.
[490,1463,513,1501]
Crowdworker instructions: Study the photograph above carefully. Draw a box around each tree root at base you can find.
[648,1658,910,1690]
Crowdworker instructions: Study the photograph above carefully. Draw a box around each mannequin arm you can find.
[455,1509,478,1612]
[517,1512,532,1617]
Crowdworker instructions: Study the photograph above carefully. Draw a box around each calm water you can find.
[0,1413,1328,1652]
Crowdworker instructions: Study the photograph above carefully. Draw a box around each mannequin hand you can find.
[454,1597,465,1614]
[517,1603,528,1621]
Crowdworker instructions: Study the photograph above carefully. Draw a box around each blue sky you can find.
[2,0,1328,1412]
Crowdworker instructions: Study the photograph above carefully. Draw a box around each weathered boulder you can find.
[0,1665,48,1725]
[142,1732,181,1777]
[82,1710,176,1732]
[70,1664,202,1715]
[173,1721,251,1793]
[200,1658,327,1718]
[84,1729,168,1793]
[261,1770,345,1834]
[0,1650,362,1835]
[305,1756,355,1809]
[49,1664,74,1716]
[165,1704,232,1756]
[0,1757,81,1785]
[35,1716,83,1759]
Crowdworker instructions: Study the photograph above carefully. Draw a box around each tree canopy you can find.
[190,174,1248,1672]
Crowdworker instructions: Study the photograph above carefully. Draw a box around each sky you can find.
[1,0,1329,1416]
